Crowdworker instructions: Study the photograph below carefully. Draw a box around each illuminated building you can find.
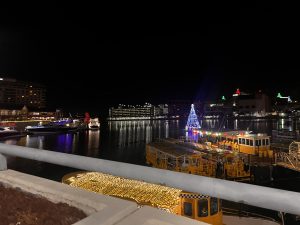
[232,89,271,117]
[108,103,168,120]
[0,77,46,109]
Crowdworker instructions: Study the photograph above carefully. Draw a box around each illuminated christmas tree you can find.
[186,104,200,130]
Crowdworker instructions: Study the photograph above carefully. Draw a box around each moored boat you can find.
[25,119,78,134]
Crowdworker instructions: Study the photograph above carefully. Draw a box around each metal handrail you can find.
[0,143,300,215]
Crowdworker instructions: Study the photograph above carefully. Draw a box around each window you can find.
[238,138,241,144]
[198,199,208,217]
[266,139,269,145]
[255,140,261,146]
[210,198,218,215]
[241,138,245,144]
[219,199,222,212]
[246,139,250,145]
[184,202,193,217]
[262,139,266,146]
[250,140,253,146]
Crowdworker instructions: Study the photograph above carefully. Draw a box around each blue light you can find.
[186,104,201,130]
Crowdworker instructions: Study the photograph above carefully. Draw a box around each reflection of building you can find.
[0,77,46,109]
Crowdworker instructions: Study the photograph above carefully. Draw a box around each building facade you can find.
[108,103,169,120]
[232,90,271,116]
[0,77,46,109]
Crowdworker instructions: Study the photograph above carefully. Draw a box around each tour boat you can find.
[25,119,78,134]
[88,118,100,130]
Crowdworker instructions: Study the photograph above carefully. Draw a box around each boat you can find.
[25,119,78,134]
[195,130,273,157]
[88,118,100,130]
[146,139,251,181]
[0,127,21,139]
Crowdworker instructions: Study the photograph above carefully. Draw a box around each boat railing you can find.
[1,143,300,216]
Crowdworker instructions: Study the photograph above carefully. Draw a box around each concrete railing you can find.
[1,143,300,216]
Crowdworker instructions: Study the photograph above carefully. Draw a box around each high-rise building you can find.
[0,77,46,109]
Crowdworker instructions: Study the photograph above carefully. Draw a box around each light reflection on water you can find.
[1,118,300,181]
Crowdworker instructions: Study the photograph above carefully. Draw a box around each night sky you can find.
[1,2,299,115]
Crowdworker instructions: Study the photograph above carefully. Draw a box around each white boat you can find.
[0,127,21,139]
[88,118,100,130]
[25,119,78,134]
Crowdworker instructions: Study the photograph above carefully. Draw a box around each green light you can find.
[222,96,226,101]
[277,93,282,98]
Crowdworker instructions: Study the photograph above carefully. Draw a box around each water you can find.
[3,118,300,177]
[3,118,299,180]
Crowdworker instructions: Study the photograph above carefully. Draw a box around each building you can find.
[109,103,155,119]
[232,89,271,117]
[0,77,46,109]
[108,103,169,120]
[203,101,233,118]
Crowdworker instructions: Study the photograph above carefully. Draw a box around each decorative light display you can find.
[186,104,200,130]
[63,172,181,212]
[221,96,226,101]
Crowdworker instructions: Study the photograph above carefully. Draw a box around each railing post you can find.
[0,153,7,171]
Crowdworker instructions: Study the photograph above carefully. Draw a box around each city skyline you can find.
[1,2,299,112]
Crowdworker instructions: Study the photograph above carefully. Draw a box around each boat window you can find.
[198,199,208,217]
[238,138,241,144]
[184,202,193,217]
[210,197,218,215]
[262,139,266,146]
[241,138,245,145]
[250,140,253,146]
[266,139,269,145]
[255,140,261,146]
[246,139,250,145]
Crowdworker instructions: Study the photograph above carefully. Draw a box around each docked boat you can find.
[146,139,251,181]
[194,130,273,157]
[25,119,78,134]
[0,127,21,139]
[88,118,100,130]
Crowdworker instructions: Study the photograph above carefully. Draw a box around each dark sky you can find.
[1,2,299,114]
